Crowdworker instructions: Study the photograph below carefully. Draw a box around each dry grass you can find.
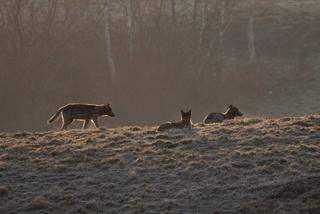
[0,115,320,213]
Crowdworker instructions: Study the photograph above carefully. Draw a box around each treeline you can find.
[0,0,318,131]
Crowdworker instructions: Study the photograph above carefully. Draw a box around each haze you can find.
[1,0,319,132]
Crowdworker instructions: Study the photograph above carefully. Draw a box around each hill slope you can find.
[1,116,320,213]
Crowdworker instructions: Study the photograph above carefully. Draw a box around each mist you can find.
[1,0,320,132]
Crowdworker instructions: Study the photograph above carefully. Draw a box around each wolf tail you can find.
[47,108,63,124]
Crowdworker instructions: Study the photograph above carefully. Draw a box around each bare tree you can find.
[192,0,198,30]
[12,0,25,57]
[198,1,207,57]
[45,0,58,38]
[171,0,176,26]
[219,0,225,43]
[155,0,163,29]
[127,0,133,58]
[248,15,255,61]
[102,0,116,84]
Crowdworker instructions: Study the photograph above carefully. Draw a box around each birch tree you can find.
[198,1,206,54]
[219,0,225,44]
[127,0,133,58]
[248,15,255,61]
[102,0,116,84]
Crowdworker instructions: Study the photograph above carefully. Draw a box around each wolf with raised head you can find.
[203,105,243,124]
[158,110,192,132]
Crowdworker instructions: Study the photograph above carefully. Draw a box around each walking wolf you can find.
[47,103,115,130]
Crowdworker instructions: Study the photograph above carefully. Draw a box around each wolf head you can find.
[226,105,243,118]
[103,104,115,117]
[180,110,192,123]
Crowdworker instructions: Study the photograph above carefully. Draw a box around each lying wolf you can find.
[203,105,243,124]
[158,110,192,132]
[47,103,115,130]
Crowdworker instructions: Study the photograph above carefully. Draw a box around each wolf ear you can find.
[188,110,191,113]
[181,110,184,114]
[228,105,233,108]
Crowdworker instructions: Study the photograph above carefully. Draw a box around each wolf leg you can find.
[61,113,73,130]
[92,118,99,128]
[82,120,91,129]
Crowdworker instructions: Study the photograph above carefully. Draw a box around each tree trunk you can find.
[46,0,58,38]
[219,0,225,44]
[198,2,206,55]
[248,16,255,61]
[192,0,198,30]
[171,0,176,26]
[127,0,133,58]
[103,0,116,84]
[155,0,163,28]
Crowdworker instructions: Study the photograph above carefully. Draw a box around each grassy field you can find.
[1,115,320,213]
